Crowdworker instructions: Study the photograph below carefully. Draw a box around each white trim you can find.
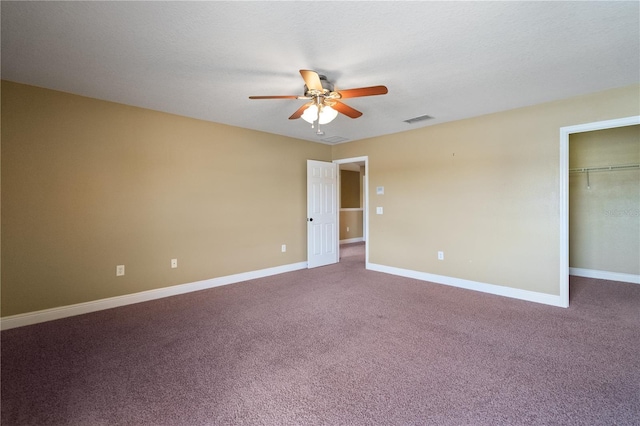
[0,262,308,330]
[570,268,640,284]
[367,263,565,307]
[340,208,363,212]
[559,116,640,308]
[559,125,570,308]
[340,237,364,244]
[363,173,368,243]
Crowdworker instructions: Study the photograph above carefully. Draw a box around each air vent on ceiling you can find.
[321,136,350,144]
[403,114,434,124]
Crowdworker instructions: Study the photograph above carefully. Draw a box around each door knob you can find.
[308,218,313,222]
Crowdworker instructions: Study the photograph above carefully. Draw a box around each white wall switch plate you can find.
[438,251,444,260]
[116,265,125,276]
[376,186,384,195]
[376,206,383,214]
[171,259,178,268]
[281,244,286,253]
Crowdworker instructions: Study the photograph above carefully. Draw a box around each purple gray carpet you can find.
[2,243,639,425]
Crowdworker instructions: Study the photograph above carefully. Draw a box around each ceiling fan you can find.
[249,70,388,135]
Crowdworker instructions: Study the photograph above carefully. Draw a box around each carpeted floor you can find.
[2,242,639,425]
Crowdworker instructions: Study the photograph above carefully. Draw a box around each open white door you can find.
[307,160,338,268]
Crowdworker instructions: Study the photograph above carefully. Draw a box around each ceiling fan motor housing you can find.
[304,75,334,96]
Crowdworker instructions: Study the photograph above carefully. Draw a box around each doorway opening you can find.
[334,156,369,267]
[559,115,640,307]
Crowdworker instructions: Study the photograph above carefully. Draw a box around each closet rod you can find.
[569,163,640,173]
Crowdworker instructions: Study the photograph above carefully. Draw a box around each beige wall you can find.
[339,210,363,241]
[340,170,360,208]
[1,81,331,316]
[569,125,640,274]
[333,85,640,296]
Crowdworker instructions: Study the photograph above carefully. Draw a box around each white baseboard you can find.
[367,263,565,307]
[340,237,364,244]
[569,267,640,284]
[0,261,308,331]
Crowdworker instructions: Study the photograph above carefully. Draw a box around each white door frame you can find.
[333,156,369,267]
[559,115,640,307]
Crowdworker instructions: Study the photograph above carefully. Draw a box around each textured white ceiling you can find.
[2,1,639,144]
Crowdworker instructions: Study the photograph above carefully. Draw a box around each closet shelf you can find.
[569,164,639,173]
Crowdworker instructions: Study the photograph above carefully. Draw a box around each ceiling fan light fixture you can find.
[301,104,338,125]
[301,105,318,123]
[319,105,338,124]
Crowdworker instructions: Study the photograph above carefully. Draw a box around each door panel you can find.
[307,160,338,268]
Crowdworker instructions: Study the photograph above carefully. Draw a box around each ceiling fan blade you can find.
[249,95,299,99]
[289,102,314,120]
[332,101,363,119]
[337,85,388,99]
[300,70,323,91]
